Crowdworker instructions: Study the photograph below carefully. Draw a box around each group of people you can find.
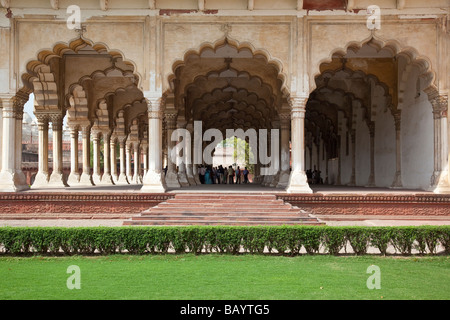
[306,167,323,185]
[198,165,250,184]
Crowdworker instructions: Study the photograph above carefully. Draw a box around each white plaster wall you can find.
[374,92,396,187]
[401,67,434,190]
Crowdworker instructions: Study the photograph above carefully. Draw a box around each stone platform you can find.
[0,185,448,225]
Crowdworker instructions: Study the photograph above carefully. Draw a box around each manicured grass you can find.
[0,254,448,300]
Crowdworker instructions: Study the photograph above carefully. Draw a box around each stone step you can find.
[173,194,277,199]
[141,210,305,215]
[123,220,324,226]
[123,192,323,226]
[130,215,318,221]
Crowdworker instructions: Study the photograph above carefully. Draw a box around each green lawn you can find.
[0,254,448,300]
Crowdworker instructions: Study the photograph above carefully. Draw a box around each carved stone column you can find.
[185,123,196,186]
[48,114,67,187]
[100,132,113,185]
[0,96,28,191]
[79,124,93,186]
[429,93,449,193]
[277,113,291,188]
[117,136,129,185]
[141,96,167,192]
[176,121,189,187]
[348,129,356,187]
[32,114,50,188]
[366,121,376,187]
[67,126,80,185]
[91,131,102,185]
[270,121,281,187]
[110,137,118,182]
[286,96,313,193]
[164,112,181,188]
[132,143,141,184]
[391,110,403,188]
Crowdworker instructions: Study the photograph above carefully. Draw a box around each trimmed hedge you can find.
[0,225,449,256]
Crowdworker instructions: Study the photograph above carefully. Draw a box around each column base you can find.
[187,174,197,186]
[165,171,181,188]
[79,173,94,186]
[67,172,80,185]
[431,170,450,193]
[194,174,201,185]
[141,171,167,192]
[269,172,280,187]
[0,170,30,192]
[116,173,129,185]
[276,171,290,188]
[286,170,313,193]
[92,173,102,185]
[48,172,68,187]
[99,173,114,185]
[390,171,403,189]
[31,171,49,188]
[177,172,190,187]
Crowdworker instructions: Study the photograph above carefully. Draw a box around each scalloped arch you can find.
[312,35,435,95]
[166,36,289,97]
[19,37,142,98]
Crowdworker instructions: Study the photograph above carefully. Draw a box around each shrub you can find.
[346,227,371,255]
[322,226,347,255]
[0,225,449,256]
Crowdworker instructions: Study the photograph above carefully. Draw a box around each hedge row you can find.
[0,225,449,256]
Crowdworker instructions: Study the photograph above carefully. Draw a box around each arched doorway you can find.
[161,38,304,191]
[17,37,147,189]
[308,37,444,191]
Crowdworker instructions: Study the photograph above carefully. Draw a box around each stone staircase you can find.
[123,193,323,226]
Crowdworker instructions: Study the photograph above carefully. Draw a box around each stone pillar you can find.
[92,131,102,185]
[262,131,272,186]
[277,113,290,188]
[270,122,281,187]
[0,96,29,191]
[348,129,356,186]
[79,124,93,185]
[67,127,80,185]
[391,111,403,188]
[48,114,67,187]
[366,121,376,187]
[100,132,113,184]
[176,122,190,187]
[110,137,118,182]
[286,96,313,193]
[185,123,196,185]
[126,142,132,182]
[164,112,181,188]
[142,96,166,192]
[133,143,141,184]
[141,144,148,178]
[32,115,49,188]
[430,94,449,192]
[117,137,129,184]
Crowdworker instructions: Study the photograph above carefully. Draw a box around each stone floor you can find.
[24,182,434,194]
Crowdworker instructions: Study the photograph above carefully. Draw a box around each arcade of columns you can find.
[0,0,448,194]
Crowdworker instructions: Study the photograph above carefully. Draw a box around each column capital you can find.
[49,113,63,130]
[430,94,448,119]
[165,112,178,129]
[146,95,165,119]
[393,110,402,131]
[288,95,308,119]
